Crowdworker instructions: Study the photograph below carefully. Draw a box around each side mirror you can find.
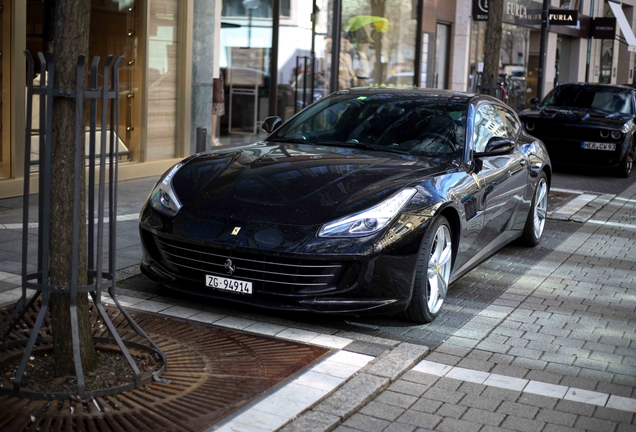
[529,97,539,107]
[262,116,283,134]
[475,137,515,158]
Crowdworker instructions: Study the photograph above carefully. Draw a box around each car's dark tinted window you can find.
[270,94,467,159]
[542,86,633,114]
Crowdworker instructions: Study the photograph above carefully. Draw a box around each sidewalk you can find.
[0,178,635,431]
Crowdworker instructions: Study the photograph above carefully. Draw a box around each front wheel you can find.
[403,216,453,323]
[520,172,549,246]
[618,145,633,178]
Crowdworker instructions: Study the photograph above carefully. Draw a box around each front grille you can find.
[526,120,619,144]
[152,235,349,295]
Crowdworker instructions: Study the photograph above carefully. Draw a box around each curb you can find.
[280,342,429,432]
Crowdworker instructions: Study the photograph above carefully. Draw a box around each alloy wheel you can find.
[425,224,452,314]
[533,178,548,239]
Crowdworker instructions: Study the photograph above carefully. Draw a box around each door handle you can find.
[519,159,527,166]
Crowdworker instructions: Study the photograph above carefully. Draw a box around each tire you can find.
[618,145,633,178]
[520,172,549,247]
[403,216,453,323]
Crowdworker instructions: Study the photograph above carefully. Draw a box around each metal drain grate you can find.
[0,303,330,431]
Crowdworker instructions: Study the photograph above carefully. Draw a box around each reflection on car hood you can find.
[171,142,455,226]
[519,107,633,127]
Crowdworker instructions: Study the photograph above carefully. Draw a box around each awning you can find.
[608,1,636,52]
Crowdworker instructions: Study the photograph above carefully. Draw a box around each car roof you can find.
[552,82,635,92]
[332,87,494,105]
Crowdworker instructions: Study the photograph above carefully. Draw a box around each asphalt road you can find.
[551,165,636,194]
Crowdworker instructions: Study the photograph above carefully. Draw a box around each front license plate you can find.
[206,275,252,294]
[582,142,616,151]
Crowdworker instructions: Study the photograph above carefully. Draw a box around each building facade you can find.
[0,0,633,199]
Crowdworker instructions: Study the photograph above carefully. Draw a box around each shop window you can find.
[222,0,292,18]
[340,0,417,88]
[434,23,450,89]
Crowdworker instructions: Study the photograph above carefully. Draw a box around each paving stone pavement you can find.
[289,181,636,432]
[1,177,635,431]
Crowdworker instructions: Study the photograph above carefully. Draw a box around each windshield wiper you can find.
[267,137,311,144]
[314,141,409,155]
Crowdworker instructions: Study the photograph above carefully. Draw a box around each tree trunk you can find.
[49,0,98,376]
[482,0,503,95]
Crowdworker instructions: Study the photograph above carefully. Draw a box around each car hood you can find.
[171,142,455,226]
[519,107,634,128]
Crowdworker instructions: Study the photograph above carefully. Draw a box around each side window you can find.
[498,107,520,137]
[473,104,509,153]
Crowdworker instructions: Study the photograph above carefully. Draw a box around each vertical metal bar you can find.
[37,53,47,277]
[22,52,35,294]
[414,0,423,87]
[96,56,113,299]
[330,0,342,93]
[109,57,124,289]
[41,52,55,306]
[311,55,315,104]
[15,51,56,395]
[294,56,300,114]
[268,0,280,118]
[70,54,87,399]
[88,57,100,280]
[303,56,309,110]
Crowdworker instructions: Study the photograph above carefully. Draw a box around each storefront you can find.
[217,0,457,142]
[0,0,191,198]
[469,0,590,112]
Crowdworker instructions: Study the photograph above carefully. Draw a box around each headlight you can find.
[600,130,609,139]
[621,120,633,134]
[525,122,535,131]
[611,130,622,139]
[318,188,417,237]
[149,163,183,216]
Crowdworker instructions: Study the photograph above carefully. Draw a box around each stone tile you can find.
[388,380,428,397]
[189,311,226,324]
[250,393,310,420]
[535,408,577,427]
[359,401,405,422]
[523,381,568,399]
[436,418,482,432]
[483,373,528,391]
[376,391,419,409]
[310,334,353,349]
[460,407,506,427]
[274,327,322,343]
[395,410,442,429]
[314,373,389,418]
[445,367,490,384]
[238,318,290,336]
[228,409,289,431]
[293,370,344,392]
[563,387,609,407]
[160,305,201,319]
[274,382,328,407]
[342,413,390,432]
[573,416,618,432]
[279,411,340,432]
[411,360,452,377]
[132,300,171,313]
[500,416,545,432]
[214,316,257,330]
[329,351,374,368]
[606,395,636,413]
[435,402,467,419]
[366,343,428,381]
[312,359,361,379]
[496,400,539,419]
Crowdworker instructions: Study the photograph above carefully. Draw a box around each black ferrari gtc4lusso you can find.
[139,88,551,323]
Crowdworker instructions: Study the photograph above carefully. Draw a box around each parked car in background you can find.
[139,88,551,323]
[519,83,636,177]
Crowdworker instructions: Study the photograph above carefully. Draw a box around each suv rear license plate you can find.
[206,275,252,294]
[583,142,616,151]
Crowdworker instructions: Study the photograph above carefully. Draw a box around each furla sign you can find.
[548,9,578,25]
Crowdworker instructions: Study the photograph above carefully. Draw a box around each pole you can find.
[536,0,550,101]
[330,0,342,93]
[268,0,280,117]
[248,9,253,48]
[585,0,595,82]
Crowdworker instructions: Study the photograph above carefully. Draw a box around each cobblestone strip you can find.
[279,343,429,432]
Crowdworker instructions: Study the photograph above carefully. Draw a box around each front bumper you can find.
[536,137,629,169]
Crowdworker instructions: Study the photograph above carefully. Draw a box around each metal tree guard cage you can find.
[0,51,166,401]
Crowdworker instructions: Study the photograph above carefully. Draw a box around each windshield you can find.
[542,86,633,114]
[269,93,467,160]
